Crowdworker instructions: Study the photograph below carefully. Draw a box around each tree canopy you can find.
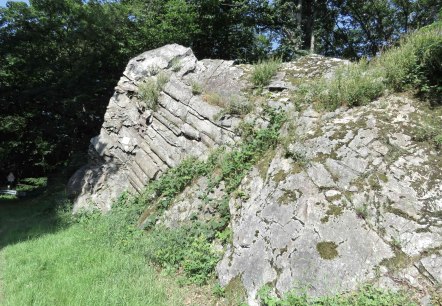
[0,0,440,177]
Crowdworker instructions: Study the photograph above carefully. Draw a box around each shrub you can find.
[377,21,442,100]
[227,96,252,116]
[0,194,17,200]
[251,58,282,88]
[15,177,48,193]
[20,177,47,187]
[144,227,220,285]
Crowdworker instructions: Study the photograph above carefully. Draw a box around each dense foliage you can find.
[294,21,442,110]
[1,0,440,175]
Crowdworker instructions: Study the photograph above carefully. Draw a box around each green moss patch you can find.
[256,150,276,180]
[224,275,247,305]
[278,190,297,205]
[316,241,339,260]
[380,249,412,271]
[321,204,344,223]
[272,169,288,183]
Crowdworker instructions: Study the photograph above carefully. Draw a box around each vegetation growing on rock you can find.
[1,1,442,305]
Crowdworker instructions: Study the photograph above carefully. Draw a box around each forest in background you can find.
[1,0,441,177]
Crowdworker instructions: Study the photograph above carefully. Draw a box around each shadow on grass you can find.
[0,153,88,250]
[0,180,72,250]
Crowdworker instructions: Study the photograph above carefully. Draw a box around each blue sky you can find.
[0,0,29,7]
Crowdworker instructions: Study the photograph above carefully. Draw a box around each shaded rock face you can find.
[68,44,246,212]
[216,94,442,305]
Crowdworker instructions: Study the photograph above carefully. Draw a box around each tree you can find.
[319,0,442,59]
[0,0,200,176]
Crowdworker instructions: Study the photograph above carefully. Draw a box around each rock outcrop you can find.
[68,44,246,212]
[216,94,442,305]
[69,46,442,305]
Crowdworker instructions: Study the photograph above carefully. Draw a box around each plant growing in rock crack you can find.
[355,204,369,219]
[170,57,181,72]
[203,91,226,107]
[227,96,252,116]
[191,81,203,95]
[285,149,308,165]
[147,64,160,76]
[138,72,169,110]
[251,58,282,88]
[204,92,252,118]
[391,236,402,249]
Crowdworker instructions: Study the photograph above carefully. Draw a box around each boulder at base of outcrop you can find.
[67,44,247,212]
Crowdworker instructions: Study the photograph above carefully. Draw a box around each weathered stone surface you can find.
[68,44,247,212]
[420,254,442,284]
[69,48,442,305]
[216,93,442,305]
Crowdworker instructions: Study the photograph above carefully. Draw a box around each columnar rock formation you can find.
[68,44,246,212]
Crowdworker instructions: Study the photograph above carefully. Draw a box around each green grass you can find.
[202,91,252,117]
[0,184,185,306]
[2,225,183,306]
[191,81,203,95]
[295,21,442,110]
[251,58,282,88]
[258,284,416,306]
[377,21,442,97]
[138,72,169,110]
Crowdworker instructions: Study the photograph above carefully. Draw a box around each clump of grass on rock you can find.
[295,21,442,110]
[251,58,282,88]
[138,71,169,110]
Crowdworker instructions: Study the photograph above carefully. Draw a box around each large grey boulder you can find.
[67,44,246,212]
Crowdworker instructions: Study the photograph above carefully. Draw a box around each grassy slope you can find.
[0,184,184,306]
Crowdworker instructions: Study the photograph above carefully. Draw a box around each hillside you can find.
[1,21,441,306]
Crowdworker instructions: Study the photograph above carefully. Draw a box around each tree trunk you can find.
[302,0,314,51]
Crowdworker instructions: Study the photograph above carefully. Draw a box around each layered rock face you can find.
[68,44,246,212]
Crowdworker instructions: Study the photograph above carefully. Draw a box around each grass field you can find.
[0,182,186,306]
